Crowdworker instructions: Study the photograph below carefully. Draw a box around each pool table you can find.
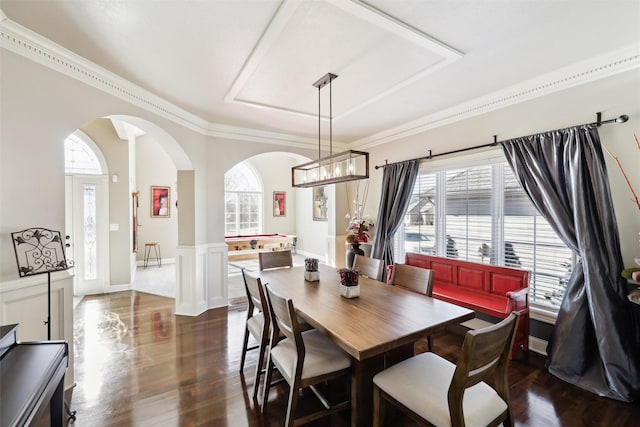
[225,234,295,259]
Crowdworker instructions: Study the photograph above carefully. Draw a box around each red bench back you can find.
[405,253,529,298]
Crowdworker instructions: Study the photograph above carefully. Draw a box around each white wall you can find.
[238,153,329,260]
[246,153,296,235]
[365,68,640,268]
[136,134,178,262]
[81,119,133,287]
[294,186,329,261]
[2,30,638,322]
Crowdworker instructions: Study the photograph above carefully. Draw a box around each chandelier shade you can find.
[291,149,369,188]
[291,72,369,188]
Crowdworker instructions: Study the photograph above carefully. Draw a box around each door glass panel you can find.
[83,185,97,280]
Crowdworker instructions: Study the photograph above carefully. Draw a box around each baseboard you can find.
[460,317,549,356]
[106,284,131,293]
[529,336,548,356]
[135,258,176,267]
[73,296,84,310]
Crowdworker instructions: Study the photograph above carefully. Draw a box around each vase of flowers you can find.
[304,258,320,282]
[345,233,365,269]
[338,267,360,298]
[344,179,375,266]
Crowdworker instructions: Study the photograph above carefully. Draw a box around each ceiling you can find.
[1,0,639,147]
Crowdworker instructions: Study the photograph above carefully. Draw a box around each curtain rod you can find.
[374,113,629,170]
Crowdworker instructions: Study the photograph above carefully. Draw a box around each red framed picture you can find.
[273,191,286,216]
[151,186,170,218]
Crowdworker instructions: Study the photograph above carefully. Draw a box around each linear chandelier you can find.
[291,73,369,188]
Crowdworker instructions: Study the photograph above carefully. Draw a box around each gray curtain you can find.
[501,125,639,402]
[372,160,419,276]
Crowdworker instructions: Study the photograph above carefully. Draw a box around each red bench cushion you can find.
[433,286,511,318]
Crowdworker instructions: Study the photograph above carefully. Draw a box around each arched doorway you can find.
[64,115,193,300]
[64,130,110,296]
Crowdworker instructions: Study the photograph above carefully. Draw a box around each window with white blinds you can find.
[395,161,574,311]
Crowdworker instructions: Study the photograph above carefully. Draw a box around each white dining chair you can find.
[239,269,270,401]
[373,312,519,427]
[262,284,351,426]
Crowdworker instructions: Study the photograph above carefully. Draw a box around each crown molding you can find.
[0,15,215,134]
[207,122,349,150]
[1,11,638,151]
[0,13,324,149]
[355,43,640,149]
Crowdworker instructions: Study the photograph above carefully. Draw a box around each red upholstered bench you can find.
[403,253,530,355]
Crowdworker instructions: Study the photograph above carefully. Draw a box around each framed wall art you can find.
[273,191,286,216]
[151,186,170,217]
[313,186,328,221]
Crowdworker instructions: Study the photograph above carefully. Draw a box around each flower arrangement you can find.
[305,258,319,272]
[346,217,374,243]
[337,267,360,287]
[338,267,360,298]
[304,258,320,282]
[604,134,640,282]
[345,180,374,243]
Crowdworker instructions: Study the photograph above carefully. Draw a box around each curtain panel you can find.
[372,160,419,276]
[501,125,639,402]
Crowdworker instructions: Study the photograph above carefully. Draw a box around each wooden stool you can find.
[144,242,162,268]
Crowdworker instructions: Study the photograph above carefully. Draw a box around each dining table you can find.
[259,263,475,427]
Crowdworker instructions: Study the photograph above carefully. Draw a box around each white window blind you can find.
[502,164,574,307]
[444,166,493,262]
[396,161,574,311]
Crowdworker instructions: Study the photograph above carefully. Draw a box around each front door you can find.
[65,174,109,295]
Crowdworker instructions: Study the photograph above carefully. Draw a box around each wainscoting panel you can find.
[0,271,75,388]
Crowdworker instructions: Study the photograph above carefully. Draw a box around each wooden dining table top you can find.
[259,264,475,361]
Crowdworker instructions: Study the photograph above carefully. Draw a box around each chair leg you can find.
[252,337,268,400]
[427,335,433,352]
[504,408,515,427]
[285,379,300,427]
[373,385,384,427]
[239,327,250,373]
[261,353,275,413]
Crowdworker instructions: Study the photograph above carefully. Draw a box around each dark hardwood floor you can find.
[61,291,639,427]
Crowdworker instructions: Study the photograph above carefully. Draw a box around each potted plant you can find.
[304,258,320,282]
[338,267,360,298]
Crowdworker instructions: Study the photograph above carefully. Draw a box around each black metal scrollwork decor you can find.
[11,228,73,277]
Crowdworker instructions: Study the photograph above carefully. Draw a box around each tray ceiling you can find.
[1,0,638,147]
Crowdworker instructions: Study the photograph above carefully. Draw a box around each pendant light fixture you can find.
[291,73,369,188]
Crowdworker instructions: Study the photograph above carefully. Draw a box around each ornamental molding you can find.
[1,13,637,149]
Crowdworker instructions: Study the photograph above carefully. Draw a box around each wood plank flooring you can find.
[62,291,639,426]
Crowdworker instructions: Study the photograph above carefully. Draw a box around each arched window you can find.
[64,131,103,175]
[225,162,262,235]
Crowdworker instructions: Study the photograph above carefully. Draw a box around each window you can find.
[65,132,103,175]
[224,163,262,235]
[395,159,574,311]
